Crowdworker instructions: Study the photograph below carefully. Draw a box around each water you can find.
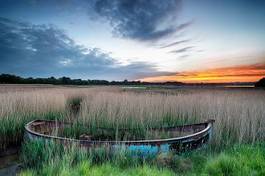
[0,148,20,176]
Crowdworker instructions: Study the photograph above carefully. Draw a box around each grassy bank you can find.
[20,140,265,176]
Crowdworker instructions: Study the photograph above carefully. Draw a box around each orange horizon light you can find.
[140,64,265,83]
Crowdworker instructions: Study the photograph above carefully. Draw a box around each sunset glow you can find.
[141,64,265,83]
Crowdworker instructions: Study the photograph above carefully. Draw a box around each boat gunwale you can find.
[25,119,214,145]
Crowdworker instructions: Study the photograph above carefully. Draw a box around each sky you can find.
[0,0,265,82]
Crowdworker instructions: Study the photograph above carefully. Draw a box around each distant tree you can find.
[0,74,22,83]
[24,77,33,84]
[123,79,128,85]
[0,73,187,86]
[59,77,71,85]
[255,77,265,88]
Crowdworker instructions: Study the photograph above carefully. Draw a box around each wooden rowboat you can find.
[25,119,215,155]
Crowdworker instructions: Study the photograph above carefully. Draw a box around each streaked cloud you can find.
[169,46,194,54]
[174,21,194,31]
[179,54,190,59]
[160,39,190,49]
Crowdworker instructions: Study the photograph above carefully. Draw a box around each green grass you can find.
[19,140,265,176]
[20,162,175,176]
[204,144,265,176]
[0,111,64,151]
[20,140,176,176]
[60,121,189,141]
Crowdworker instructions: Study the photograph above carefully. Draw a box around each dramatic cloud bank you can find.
[0,17,170,80]
[89,0,183,41]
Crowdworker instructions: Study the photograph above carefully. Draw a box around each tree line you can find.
[0,74,184,86]
[1,73,263,87]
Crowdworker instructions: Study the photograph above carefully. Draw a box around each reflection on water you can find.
[223,85,255,88]
[0,153,19,169]
[0,150,20,176]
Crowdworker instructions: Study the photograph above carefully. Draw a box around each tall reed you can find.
[0,85,264,151]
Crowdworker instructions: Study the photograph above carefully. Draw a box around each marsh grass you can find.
[20,161,176,176]
[21,140,146,169]
[0,85,265,151]
[0,111,64,150]
[66,96,83,120]
[20,140,265,175]
[60,121,191,141]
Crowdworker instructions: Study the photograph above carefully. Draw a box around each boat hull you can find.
[25,119,214,155]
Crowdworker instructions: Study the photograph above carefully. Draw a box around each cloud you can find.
[160,39,190,49]
[169,46,194,54]
[115,62,173,79]
[174,21,194,31]
[179,54,190,59]
[89,0,182,41]
[0,17,169,80]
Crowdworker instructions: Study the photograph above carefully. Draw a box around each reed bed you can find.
[0,85,265,151]
[78,88,265,148]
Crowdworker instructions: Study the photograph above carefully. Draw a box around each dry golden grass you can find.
[0,85,264,150]
[79,88,265,147]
